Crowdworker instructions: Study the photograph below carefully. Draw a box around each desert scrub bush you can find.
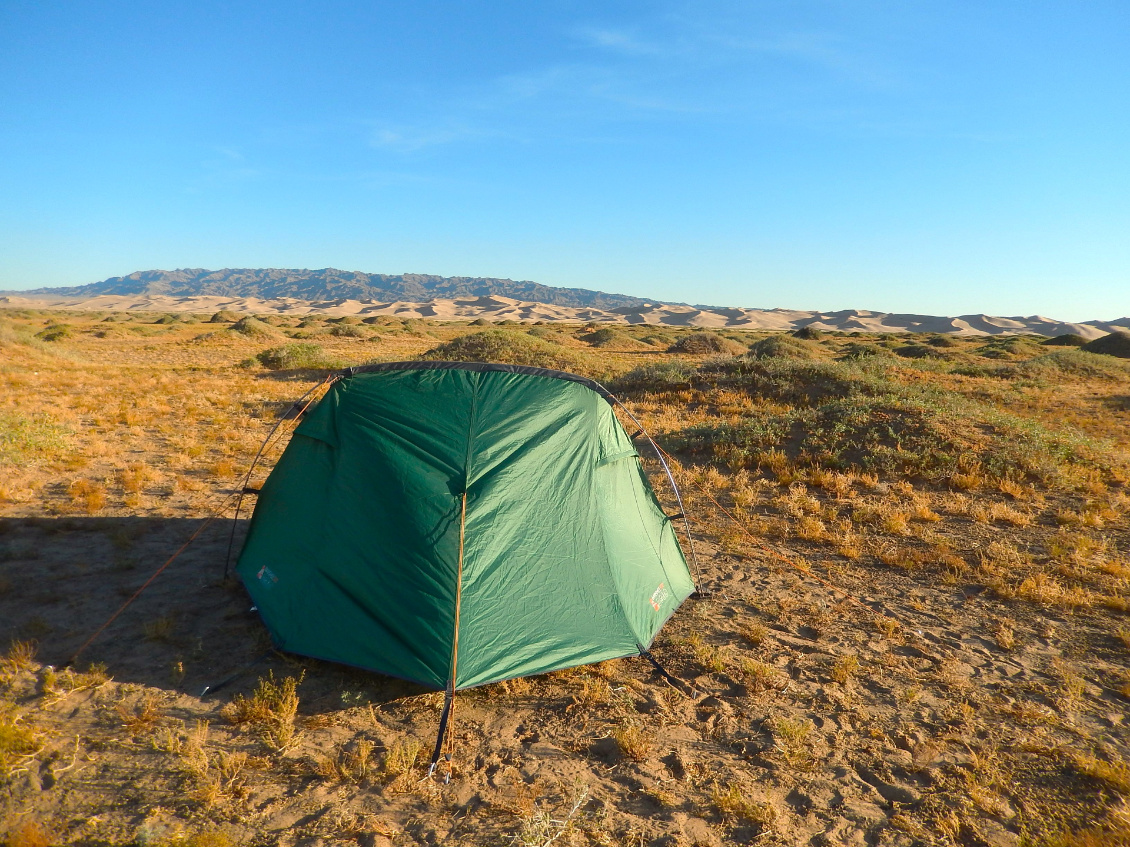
[0,641,37,682]
[830,654,859,685]
[579,327,626,347]
[748,334,820,360]
[1004,349,1130,382]
[0,710,40,780]
[526,326,567,343]
[255,343,343,370]
[221,672,301,751]
[1082,329,1130,358]
[40,664,110,702]
[613,721,652,761]
[608,361,696,392]
[228,316,279,339]
[712,782,777,828]
[619,356,1126,486]
[380,738,421,784]
[34,323,72,342]
[328,323,369,338]
[0,412,70,466]
[315,738,375,783]
[772,716,815,768]
[419,330,585,372]
[68,478,106,513]
[668,331,745,355]
[1,819,53,847]
[1071,753,1130,795]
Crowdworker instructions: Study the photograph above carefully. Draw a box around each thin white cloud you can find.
[572,26,665,56]
[368,123,492,153]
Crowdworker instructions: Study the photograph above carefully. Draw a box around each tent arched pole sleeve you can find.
[603,394,702,590]
[223,374,340,579]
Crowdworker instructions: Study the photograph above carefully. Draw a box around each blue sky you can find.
[1,1,1127,320]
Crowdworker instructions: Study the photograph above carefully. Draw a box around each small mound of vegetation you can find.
[1082,329,1130,359]
[1003,349,1130,382]
[926,334,961,347]
[229,317,279,339]
[209,310,241,323]
[469,317,492,326]
[153,314,181,325]
[894,343,946,359]
[419,330,584,372]
[328,324,370,339]
[748,335,819,360]
[614,356,1122,486]
[580,327,624,347]
[669,332,746,356]
[255,343,344,371]
[838,342,889,360]
[1041,333,1087,347]
[792,326,823,340]
[976,336,1043,360]
[330,315,362,325]
[527,326,566,343]
[34,323,72,342]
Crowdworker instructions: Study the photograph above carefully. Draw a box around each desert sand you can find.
[2,292,1126,338]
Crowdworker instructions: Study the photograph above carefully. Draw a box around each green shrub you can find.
[894,343,946,359]
[747,334,819,360]
[419,330,585,372]
[1004,349,1130,382]
[209,310,241,323]
[230,317,279,339]
[1082,329,1130,359]
[255,343,344,371]
[616,356,1123,486]
[34,323,72,342]
[668,332,746,355]
[527,326,566,343]
[580,327,623,347]
[1041,333,1087,347]
[329,324,368,338]
[926,334,961,347]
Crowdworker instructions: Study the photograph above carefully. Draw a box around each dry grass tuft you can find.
[2,820,53,847]
[613,722,652,762]
[67,478,106,513]
[221,672,302,751]
[117,694,163,735]
[711,782,777,828]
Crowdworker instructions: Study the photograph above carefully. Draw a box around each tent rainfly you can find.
[237,361,695,706]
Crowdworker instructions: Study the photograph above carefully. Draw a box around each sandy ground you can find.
[2,313,1130,846]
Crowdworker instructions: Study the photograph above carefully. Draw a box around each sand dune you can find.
[2,293,1126,338]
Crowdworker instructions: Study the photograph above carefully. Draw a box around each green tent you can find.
[237,362,695,694]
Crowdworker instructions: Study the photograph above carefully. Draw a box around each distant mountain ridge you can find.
[9,268,654,310]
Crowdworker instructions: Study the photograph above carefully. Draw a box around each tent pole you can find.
[605,394,704,589]
[429,490,467,782]
[223,375,337,580]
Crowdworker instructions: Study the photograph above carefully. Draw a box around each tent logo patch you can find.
[649,582,669,611]
[257,565,279,589]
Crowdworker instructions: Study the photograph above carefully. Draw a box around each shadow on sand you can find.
[0,515,429,712]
